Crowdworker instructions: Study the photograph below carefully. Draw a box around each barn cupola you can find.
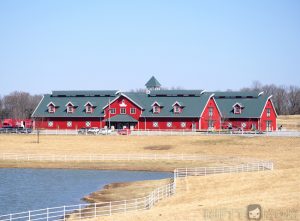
[145,76,161,91]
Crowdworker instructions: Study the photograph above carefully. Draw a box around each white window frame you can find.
[120,108,126,114]
[130,108,136,114]
[234,106,241,114]
[153,122,159,128]
[67,105,73,113]
[67,121,72,127]
[48,105,55,113]
[267,108,271,117]
[48,121,53,127]
[110,108,116,114]
[208,107,213,117]
[174,105,180,114]
[181,122,186,128]
[86,105,92,113]
[153,106,160,114]
[167,122,172,128]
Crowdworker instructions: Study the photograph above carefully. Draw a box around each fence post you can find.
[10,214,12,221]
[94,203,97,218]
[28,210,30,221]
[79,204,81,219]
[109,202,112,216]
[135,199,138,211]
[63,206,66,221]
[47,208,49,221]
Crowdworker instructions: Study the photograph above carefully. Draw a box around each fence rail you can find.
[0,153,262,164]
[0,159,273,221]
[0,182,176,221]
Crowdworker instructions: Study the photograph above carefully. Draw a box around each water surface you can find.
[0,168,171,215]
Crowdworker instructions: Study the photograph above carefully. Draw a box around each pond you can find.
[0,168,171,215]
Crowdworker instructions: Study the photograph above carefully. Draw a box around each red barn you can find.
[32,77,277,131]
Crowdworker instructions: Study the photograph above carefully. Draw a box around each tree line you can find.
[240,81,299,115]
[0,82,299,119]
[0,92,42,119]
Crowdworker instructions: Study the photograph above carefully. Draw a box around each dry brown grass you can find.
[278,115,300,131]
[1,134,300,220]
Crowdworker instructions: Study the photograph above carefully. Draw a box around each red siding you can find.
[103,96,142,122]
[260,99,277,131]
[222,119,259,131]
[35,118,104,129]
[138,118,199,130]
[200,98,222,130]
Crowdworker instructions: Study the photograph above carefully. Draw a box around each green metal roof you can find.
[213,91,261,98]
[32,90,271,120]
[214,94,269,118]
[148,90,204,97]
[122,92,212,117]
[145,76,161,88]
[104,114,138,123]
[32,94,114,118]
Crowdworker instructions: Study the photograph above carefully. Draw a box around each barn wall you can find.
[200,98,222,129]
[34,117,104,129]
[221,118,259,131]
[260,99,277,131]
[103,96,142,121]
[138,118,199,130]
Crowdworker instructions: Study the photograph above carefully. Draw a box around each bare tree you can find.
[2,91,42,119]
[288,86,300,114]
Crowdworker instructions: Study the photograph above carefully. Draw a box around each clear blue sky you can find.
[0,0,299,95]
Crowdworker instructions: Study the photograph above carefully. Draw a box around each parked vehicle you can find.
[18,128,33,134]
[0,126,14,133]
[87,127,100,135]
[0,126,32,134]
[117,129,131,135]
[100,129,112,135]
[77,128,89,134]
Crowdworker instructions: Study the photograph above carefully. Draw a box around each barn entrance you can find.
[104,114,138,130]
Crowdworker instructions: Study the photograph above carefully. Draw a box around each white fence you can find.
[174,161,273,178]
[0,182,175,221]
[0,153,261,165]
[0,159,274,221]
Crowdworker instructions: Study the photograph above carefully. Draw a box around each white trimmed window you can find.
[85,121,91,127]
[153,122,159,128]
[110,108,116,114]
[174,105,181,114]
[67,121,72,127]
[153,106,160,114]
[267,108,271,117]
[120,108,126,114]
[67,105,73,113]
[233,105,241,114]
[130,108,136,114]
[48,105,55,113]
[181,122,186,128]
[208,107,213,117]
[48,121,53,127]
[86,105,92,113]
[167,122,172,128]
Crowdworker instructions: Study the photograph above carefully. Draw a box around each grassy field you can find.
[1,134,299,220]
[278,115,300,131]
